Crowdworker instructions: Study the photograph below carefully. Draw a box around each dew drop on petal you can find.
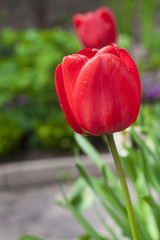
[83,81,87,86]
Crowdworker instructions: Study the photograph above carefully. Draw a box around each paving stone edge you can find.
[0,153,114,189]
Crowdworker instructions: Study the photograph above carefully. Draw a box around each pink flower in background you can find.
[72,7,117,49]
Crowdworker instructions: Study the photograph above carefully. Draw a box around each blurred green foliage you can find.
[0,28,81,157]
[105,0,160,70]
[118,34,133,50]
[36,114,75,152]
[137,102,160,129]
[0,115,22,156]
[105,0,160,36]
[105,0,138,35]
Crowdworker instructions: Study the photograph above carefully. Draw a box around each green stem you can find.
[106,134,139,240]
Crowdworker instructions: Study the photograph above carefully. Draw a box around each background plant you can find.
[0,28,81,157]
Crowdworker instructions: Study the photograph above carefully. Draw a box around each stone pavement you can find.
[0,183,117,240]
[0,153,115,240]
[0,149,131,240]
[0,183,79,240]
[0,154,113,189]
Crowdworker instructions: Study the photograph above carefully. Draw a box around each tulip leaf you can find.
[59,186,106,240]
[121,148,139,181]
[131,128,160,194]
[56,199,67,207]
[95,210,119,240]
[76,159,152,240]
[139,197,160,240]
[76,234,93,240]
[141,195,153,206]
[57,180,94,211]
[70,193,94,212]
[76,161,132,238]
[74,134,122,195]
[19,237,45,240]
[70,177,87,200]
[74,133,104,169]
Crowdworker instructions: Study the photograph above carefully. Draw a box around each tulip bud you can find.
[55,44,141,136]
[72,7,117,49]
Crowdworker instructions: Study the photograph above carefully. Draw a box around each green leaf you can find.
[60,186,106,240]
[74,133,105,169]
[141,195,153,206]
[70,178,87,200]
[75,134,122,195]
[121,148,139,181]
[96,210,119,240]
[76,233,92,240]
[19,236,45,240]
[76,161,131,238]
[66,178,94,211]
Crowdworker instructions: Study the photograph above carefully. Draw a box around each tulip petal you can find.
[120,48,141,92]
[72,14,84,28]
[55,64,83,134]
[96,44,120,58]
[96,7,117,44]
[78,48,98,58]
[96,7,116,24]
[73,54,140,135]
[62,54,88,107]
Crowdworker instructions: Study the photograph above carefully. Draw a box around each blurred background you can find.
[0,0,160,159]
[0,0,160,240]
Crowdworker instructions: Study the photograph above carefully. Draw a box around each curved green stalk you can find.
[106,134,140,240]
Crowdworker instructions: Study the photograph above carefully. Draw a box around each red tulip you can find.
[55,44,141,136]
[72,7,117,49]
